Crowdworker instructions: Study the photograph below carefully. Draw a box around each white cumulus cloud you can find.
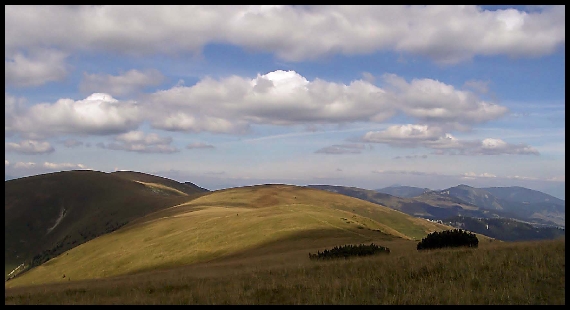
[363,124,444,147]
[5,6,564,64]
[381,74,508,128]
[5,140,55,154]
[80,69,165,97]
[143,70,394,133]
[143,70,505,134]
[363,124,539,155]
[5,49,68,87]
[6,93,142,139]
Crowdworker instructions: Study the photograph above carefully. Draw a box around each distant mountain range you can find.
[375,185,430,198]
[437,185,564,225]
[441,216,565,242]
[308,184,565,240]
[309,185,516,221]
[482,186,565,205]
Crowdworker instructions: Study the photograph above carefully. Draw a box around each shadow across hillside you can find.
[5,226,410,292]
[5,170,207,280]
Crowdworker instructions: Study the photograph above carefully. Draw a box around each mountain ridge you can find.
[5,170,563,283]
[309,184,564,228]
[5,170,207,280]
[6,182,463,287]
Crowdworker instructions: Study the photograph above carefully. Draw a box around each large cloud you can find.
[80,69,165,97]
[6,71,512,139]
[144,70,395,133]
[143,70,508,133]
[362,124,540,155]
[6,93,142,138]
[5,5,564,64]
[381,74,508,128]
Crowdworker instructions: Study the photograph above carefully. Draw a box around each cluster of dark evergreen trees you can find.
[417,229,478,250]
[309,243,390,260]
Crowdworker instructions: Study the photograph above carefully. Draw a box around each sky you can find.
[5,5,566,199]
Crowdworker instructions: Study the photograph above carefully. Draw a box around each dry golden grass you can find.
[135,181,190,196]
[4,238,564,304]
[5,185,457,288]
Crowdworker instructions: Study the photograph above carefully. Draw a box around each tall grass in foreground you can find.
[5,238,564,305]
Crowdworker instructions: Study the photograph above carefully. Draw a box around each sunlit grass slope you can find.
[6,184,462,288]
[111,171,209,195]
[5,238,562,305]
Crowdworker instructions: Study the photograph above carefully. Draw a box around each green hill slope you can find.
[5,170,206,280]
[6,184,469,288]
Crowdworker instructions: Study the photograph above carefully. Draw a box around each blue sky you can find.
[5,5,565,199]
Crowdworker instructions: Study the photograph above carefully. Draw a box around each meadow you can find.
[4,183,564,304]
[4,185,453,288]
[4,238,564,304]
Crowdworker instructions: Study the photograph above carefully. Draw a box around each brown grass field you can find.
[4,238,564,305]
[4,184,565,304]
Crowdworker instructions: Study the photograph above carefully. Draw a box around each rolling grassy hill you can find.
[111,171,209,195]
[6,184,478,288]
[5,170,207,280]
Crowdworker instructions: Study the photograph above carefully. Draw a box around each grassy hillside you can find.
[5,170,206,280]
[111,171,209,195]
[5,238,563,304]
[5,184,464,288]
